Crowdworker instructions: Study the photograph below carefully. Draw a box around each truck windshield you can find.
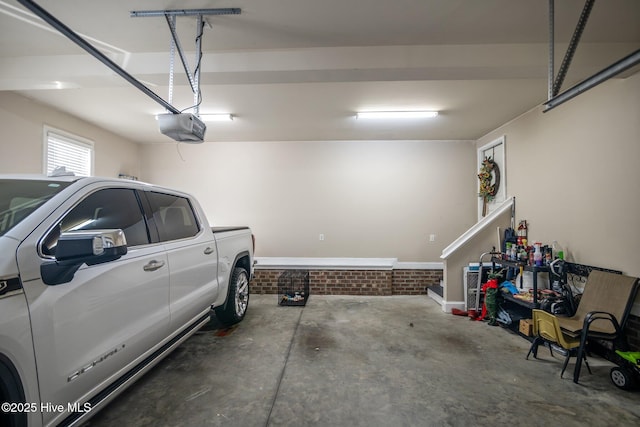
[0,179,72,237]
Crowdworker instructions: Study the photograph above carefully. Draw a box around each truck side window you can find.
[41,188,149,256]
[147,192,200,242]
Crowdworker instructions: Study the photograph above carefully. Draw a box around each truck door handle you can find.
[204,247,215,255]
[143,260,166,272]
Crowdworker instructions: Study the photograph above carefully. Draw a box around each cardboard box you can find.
[519,319,533,336]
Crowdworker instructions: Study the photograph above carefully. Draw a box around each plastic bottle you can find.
[552,240,564,260]
[534,243,543,266]
[519,248,528,262]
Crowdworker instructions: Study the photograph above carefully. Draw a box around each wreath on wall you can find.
[478,156,501,216]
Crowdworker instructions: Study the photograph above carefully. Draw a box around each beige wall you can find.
[140,139,478,262]
[443,209,512,304]
[5,71,637,276]
[477,71,640,278]
[0,92,140,178]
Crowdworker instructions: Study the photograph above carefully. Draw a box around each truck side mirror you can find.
[41,229,128,285]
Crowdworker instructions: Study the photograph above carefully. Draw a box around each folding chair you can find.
[555,270,639,383]
[526,309,591,378]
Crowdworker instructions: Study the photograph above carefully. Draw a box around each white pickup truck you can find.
[0,174,254,427]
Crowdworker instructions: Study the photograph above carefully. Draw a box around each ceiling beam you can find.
[16,0,181,113]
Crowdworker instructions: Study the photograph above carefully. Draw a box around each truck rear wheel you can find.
[215,267,249,325]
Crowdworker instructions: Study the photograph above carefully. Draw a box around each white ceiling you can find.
[1,0,639,144]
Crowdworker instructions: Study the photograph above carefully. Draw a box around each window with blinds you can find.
[44,128,94,176]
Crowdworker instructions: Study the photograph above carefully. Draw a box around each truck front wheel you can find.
[215,267,250,325]
[0,358,27,427]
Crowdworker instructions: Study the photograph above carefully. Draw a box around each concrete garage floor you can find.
[86,295,640,427]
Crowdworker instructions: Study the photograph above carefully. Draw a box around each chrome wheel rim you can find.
[235,272,249,317]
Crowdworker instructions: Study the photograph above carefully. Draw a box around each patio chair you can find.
[556,270,639,383]
[526,309,592,378]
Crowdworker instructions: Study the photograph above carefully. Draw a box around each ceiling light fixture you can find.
[199,113,234,122]
[355,111,439,119]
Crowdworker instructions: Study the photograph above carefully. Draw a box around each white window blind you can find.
[45,129,94,176]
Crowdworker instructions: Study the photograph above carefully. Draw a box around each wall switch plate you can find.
[319,234,325,241]
[429,234,436,242]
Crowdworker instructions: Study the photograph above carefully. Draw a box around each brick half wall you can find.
[392,269,443,295]
[252,267,443,297]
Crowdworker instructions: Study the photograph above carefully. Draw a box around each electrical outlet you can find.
[319,234,325,241]
[429,234,436,242]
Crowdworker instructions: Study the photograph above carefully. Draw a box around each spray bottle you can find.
[534,242,543,266]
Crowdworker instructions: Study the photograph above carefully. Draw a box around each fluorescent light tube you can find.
[199,113,234,122]
[356,111,438,119]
